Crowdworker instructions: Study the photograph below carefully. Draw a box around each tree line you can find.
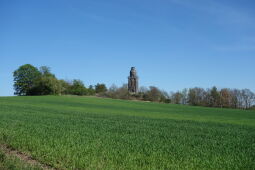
[13,64,255,110]
[169,87,255,110]
[103,85,255,109]
[13,64,107,96]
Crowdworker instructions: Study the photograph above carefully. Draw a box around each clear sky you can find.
[1,0,255,96]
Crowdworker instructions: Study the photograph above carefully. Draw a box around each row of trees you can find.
[13,64,107,96]
[169,87,255,109]
[13,65,169,103]
[103,84,169,103]
[103,85,255,109]
[13,64,255,109]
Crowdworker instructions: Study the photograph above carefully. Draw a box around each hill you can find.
[0,96,254,169]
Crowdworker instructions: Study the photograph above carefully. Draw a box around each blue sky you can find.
[1,0,255,96]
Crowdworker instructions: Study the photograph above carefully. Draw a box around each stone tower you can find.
[128,67,139,94]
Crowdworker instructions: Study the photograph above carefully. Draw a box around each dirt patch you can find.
[0,144,55,170]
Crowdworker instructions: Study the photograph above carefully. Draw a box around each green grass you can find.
[0,96,254,169]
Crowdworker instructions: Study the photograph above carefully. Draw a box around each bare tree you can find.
[188,87,206,106]
[181,88,188,105]
[139,86,148,93]
[242,89,254,109]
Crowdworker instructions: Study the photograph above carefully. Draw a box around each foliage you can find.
[69,79,87,96]
[105,84,130,99]
[87,85,96,95]
[171,91,182,104]
[13,64,41,96]
[13,65,93,96]
[0,96,254,169]
[58,79,72,95]
[145,86,163,101]
[95,83,107,94]
[30,76,61,95]
[187,87,207,106]
[30,66,61,95]
[39,66,55,77]
[170,87,255,109]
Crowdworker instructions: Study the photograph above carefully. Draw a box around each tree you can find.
[39,66,55,77]
[171,91,182,104]
[87,85,96,95]
[231,89,243,108]
[188,88,196,105]
[58,79,72,95]
[144,86,163,102]
[160,90,170,103]
[210,86,220,107]
[139,86,148,93]
[219,88,232,108]
[181,88,188,105]
[188,87,206,106]
[104,84,131,99]
[30,76,61,95]
[106,84,118,98]
[29,66,61,95]
[70,79,87,96]
[108,84,118,93]
[95,83,107,94]
[13,64,41,96]
[115,84,129,99]
[241,89,255,109]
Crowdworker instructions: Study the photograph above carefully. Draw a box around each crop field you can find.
[0,96,254,169]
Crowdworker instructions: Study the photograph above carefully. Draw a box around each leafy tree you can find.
[39,66,55,77]
[210,86,220,107]
[28,66,61,95]
[70,79,87,96]
[13,64,41,96]
[30,76,61,95]
[88,85,96,95]
[95,83,107,93]
[58,79,72,95]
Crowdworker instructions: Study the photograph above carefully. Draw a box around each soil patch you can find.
[0,144,55,170]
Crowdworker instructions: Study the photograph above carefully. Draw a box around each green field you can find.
[0,96,254,169]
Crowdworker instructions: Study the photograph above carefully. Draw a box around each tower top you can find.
[130,67,137,77]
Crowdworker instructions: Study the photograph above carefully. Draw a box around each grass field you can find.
[0,96,254,169]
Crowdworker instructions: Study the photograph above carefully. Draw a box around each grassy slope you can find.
[0,96,254,169]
